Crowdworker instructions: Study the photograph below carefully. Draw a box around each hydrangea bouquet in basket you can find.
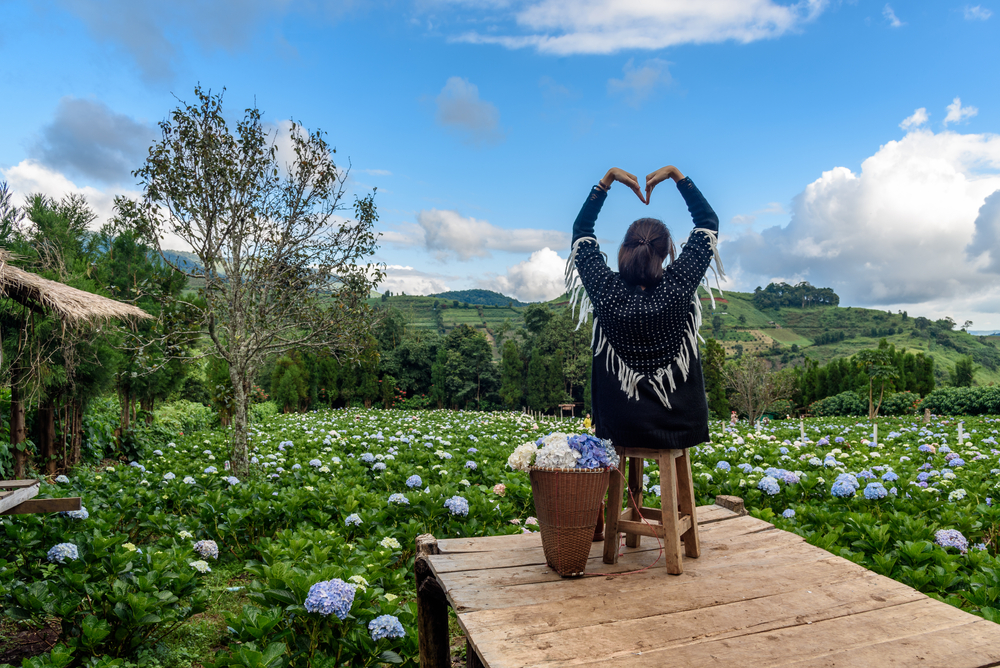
[507,432,619,577]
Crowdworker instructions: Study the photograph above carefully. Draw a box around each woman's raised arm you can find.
[598,167,647,204]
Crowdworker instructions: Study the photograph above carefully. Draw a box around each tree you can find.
[702,338,729,419]
[951,355,977,388]
[855,348,898,419]
[126,87,381,474]
[723,355,795,424]
[499,339,523,408]
[526,349,546,411]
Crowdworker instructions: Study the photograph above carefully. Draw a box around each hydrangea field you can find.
[4,408,1000,667]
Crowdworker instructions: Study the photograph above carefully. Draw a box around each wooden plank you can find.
[431,515,785,576]
[465,571,930,667]
[457,555,888,643]
[569,598,984,667]
[438,531,543,554]
[439,535,827,612]
[0,481,38,514]
[0,479,42,489]
[780,619,1000,668]
[1,496,81,515]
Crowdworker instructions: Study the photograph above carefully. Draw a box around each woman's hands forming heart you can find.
[644,165,685,204]
[600,165,685,204]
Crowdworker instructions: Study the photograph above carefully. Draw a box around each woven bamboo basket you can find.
[529,467,611,577]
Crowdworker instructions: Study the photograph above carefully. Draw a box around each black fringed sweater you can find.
[569,177,720,450]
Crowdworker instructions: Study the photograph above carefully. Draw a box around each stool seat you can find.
[603,446,700,574]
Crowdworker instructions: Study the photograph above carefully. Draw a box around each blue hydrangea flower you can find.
[758,476,780,496]
[292,464,302,470]
[467,447,478,454]
[835,473,860,490]
[444,495,469,516]
[129,462,146,473]
[345,513,363,526]
[738,463,753,473]
[863,482,888,500]
[406,475,422,488]
[782,508,796,519]
[856,469,876,480]
[55,475,70,484]
[361,453,376,463]
[834,436,845,443]
[309,459,322,468]
[225,476,239,485]
[831,480,856,498]
[47,543,79,563]
[918,444,935,453]
[882,471,899,482]
[368,614,406,641]
[716,461,731,472]
[808,457,822,466]
[649,484,661,497]
[194,540,219,559]
[388,493,409,505]
[465,461,477,470]
[62,506,89,520]
[373,462,387,471]
[948,458,965,467]
[204,466,217,474]
[935,529,969,554]
[304,579,356,619]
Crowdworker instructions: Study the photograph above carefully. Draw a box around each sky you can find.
[2,0,999,328]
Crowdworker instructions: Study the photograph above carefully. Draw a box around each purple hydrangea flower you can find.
[935,529,969,554]
[194,540,219,559]
[47,543,79,563]
[444,495,469,516]
[304,579,355,619]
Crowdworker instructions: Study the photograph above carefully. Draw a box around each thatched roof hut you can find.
[0,248,151,324]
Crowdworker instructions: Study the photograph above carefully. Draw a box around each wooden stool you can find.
[603,447,700,574]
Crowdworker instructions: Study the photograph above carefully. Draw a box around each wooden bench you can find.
[0,479,81,515]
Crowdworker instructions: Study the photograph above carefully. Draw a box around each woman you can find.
[566,165,723,451]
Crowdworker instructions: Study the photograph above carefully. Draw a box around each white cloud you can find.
[451,0,827,54]
[380,264,455,295]
[729,202,785,227]
[964,5,993,20]
[882,4,904,27]
[358,168,392,176]
[944,97,978,126]
[607,58,671,107]
[434,77,505,146]
[722,126,1000,317]
[0,159,191,251]
[485,247,567,302]
[383,209,568,261]
[900,107,928,131]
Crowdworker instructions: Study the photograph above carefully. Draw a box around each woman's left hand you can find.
[599,168,646,204]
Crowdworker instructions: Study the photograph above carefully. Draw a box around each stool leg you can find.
[660,450,683,574]
[603,448,626,564]
[677,449,701,559]
[625,456,644,548]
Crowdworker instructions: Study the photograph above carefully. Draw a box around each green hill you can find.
[370,286,1000,388]
[429,289,530,307]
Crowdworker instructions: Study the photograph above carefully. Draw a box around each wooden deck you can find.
[416,501,1000,667]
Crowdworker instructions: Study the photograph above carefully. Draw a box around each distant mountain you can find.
[429,289,531,307]
[161,250,205,274]
[970,330,1000,337]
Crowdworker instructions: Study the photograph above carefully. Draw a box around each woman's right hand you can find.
[599,168,646,204]
[645,165,685,204]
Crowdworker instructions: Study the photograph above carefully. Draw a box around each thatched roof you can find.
[0,249,151,324]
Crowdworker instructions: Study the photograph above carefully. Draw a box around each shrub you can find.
[918,386,1000,415]
[155,400,217,435]
[809,391,866,417]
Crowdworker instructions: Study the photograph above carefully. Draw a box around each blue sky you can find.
[2,0,1000,327]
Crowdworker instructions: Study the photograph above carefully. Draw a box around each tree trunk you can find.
[11,375,27,479]
[40,402,56,476]
[71,401,83,467]
[229,365,250,477]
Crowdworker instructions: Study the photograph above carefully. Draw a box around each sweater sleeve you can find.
[571,186,614,306]
[661,177,719,294]
[572,186,608,243]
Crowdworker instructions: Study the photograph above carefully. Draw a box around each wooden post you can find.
[924,408,931,424]
[40,403,56,475]
[625,456,644,548]
[467,638,486,668]
[958,421,964,445]
[873,423,878,448]
[416,534,450,668]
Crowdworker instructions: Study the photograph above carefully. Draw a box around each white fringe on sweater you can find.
[565,228,726,407]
